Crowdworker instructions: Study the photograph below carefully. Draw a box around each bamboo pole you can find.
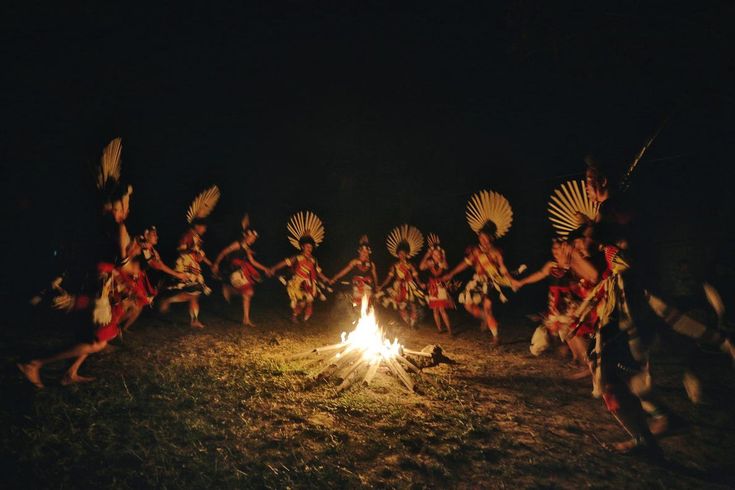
[402,348,433,358]
[287,342,346,361]
[363,361,380,385]
[386,358,414,392]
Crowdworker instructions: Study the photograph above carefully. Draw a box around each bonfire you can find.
[290,296,436,392]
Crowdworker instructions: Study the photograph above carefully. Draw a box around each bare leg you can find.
[189,297,204,328]
[465,302,486,330]
[159,292,191,313]
[242,292,255,326]
[409,304,417,327]
[292,303,304,322]
[304,302,313,322]
[18,340,108,389]
[222,284,233,303]
[483,298,499,344]
[121,306,143,332]
[433,309,443,332]
[61,353,100,385]
[566,337,592,379]
[439,308,452,335]
[603,384,660,455]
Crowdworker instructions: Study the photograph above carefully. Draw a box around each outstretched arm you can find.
[212,242,240,274]
[410,264,425,289]
[444,259,470,281]
[246,250,272,276]
[270,258,291,275]
[316,265,330,284]
[493,249,512,281]
[515,261,553,288]
[370,263,379,288]
[378,267,395,290]
[330,259,357,284]
[149,256,186,280]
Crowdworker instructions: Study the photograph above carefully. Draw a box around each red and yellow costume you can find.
[350,260,375,306]
[285,254,323,308]
[426,262,451,309]
[229,242,262,295]
[459,246,512,305]
[167,230,210,295]
[383,261,423,310]
[92,262,151,342]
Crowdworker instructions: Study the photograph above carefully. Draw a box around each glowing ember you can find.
[289,295,433,392]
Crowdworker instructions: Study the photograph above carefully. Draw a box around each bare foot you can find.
[613,437,641,454]
[61,373,96,386]
[612,437,663,458]
[191,320,205,329]
[291,315,299,324]
[242,321,256,328]
[491,336,501,347]
[18,362,44,389]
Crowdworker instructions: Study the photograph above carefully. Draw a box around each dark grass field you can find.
[2,293,735,489]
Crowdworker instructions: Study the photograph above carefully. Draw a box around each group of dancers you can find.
[17,137,735,458]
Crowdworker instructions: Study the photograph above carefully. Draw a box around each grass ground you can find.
[2,293,734,489]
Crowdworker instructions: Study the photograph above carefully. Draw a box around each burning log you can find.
[288,296,441,392]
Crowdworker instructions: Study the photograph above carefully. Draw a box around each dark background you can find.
[2,2,734,305]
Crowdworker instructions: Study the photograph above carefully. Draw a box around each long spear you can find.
[619,113,673,193]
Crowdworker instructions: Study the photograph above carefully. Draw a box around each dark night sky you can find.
[2,2,734,297]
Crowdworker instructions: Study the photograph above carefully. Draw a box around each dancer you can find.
[379,224,425,327]
[516,180,601,370]
[444,190,514,345]
[158,185,220,329]
[120,226,186,331]
[270,211,330,322]
[575,156,734,454]
[18,258,145,388]
[212,214,271,326]
[419,234,453,334]
[97,137,134,262]
[329,235,379,309]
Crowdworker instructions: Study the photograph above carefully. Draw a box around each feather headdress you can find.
[97,137,132,215]
[186,185,220,224]
[386,224,424,258]
[547,180,599,238]
[427,233,441,249]
[240,213,258,239]
[465,190,513,238]
[97,137,122,191]
[287,211,325,249]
